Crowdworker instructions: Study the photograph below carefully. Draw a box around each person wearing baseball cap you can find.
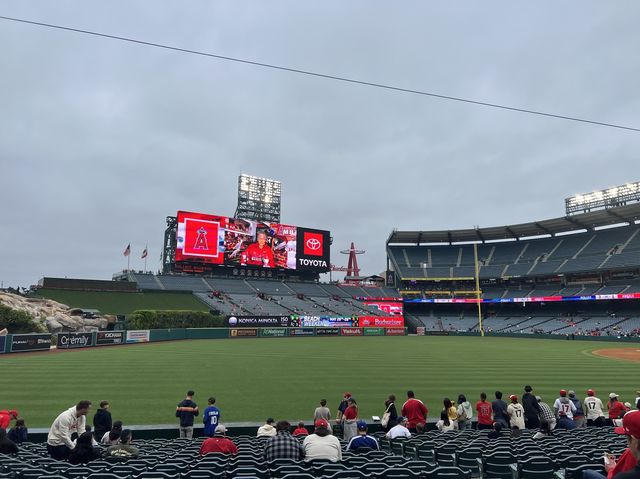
[335,393,352,425]
[568,391,586,429]
[386,416,411,439]
[609,394,630,424]
[0,410,18,430]
[303,419,341,462]
[582,411,640,479]
[507,395,525,431]
[199,425,238,456]
[346,420,379,451]
[584,389,606,427]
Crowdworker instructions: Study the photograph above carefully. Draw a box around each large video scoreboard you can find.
[175,211,331,273]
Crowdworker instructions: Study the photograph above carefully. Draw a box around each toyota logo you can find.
[306,238,321,250]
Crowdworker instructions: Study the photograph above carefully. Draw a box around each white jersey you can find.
[553,398,576,419]
[507,403,525,429]
[583,397,605,420]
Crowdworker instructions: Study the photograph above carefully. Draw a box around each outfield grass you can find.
[34,289,208,315]
[1,336,638,428]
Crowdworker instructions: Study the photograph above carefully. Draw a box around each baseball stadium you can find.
[1,176,640,478]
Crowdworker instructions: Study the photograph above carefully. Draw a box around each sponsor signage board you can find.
[289,328,315,337]
[385,328,406,336]
[260,328,288,337]
[126,330,150,343]
[57,332,93,349]
[363,327,385,336]
[175,211,330,272]
[363,301,404,316]
[300,316,353,327]
[96,331,125,346]
[416,327,426,336]
[230,328,258,337]
[11,333,51,352]
[341,327,363,336]
[227,316,290,328]
[316,327,340,336]
[358,316,405,328]
[425,331,449,336]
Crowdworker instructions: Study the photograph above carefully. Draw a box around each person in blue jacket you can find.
[203,397,221,437]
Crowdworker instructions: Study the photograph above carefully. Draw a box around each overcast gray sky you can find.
[2,1,639,288]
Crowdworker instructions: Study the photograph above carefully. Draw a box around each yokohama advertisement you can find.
[11,334,51,352]
[57,332,93,349]
[358,316,405,328]
[96,331,125,346]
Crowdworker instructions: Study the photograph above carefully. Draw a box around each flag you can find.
[141,246,148,259]
[123,244,131,257]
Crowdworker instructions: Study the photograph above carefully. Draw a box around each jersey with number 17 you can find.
[203,406,221,436]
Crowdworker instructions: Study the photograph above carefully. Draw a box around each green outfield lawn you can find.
[1,336,638,428]
[34,289,208,315]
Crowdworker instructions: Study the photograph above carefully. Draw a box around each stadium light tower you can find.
[235,174,281,223]
[565,181,640,215]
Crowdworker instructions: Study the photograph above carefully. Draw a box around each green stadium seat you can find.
[423,466,472,478]
[375,467,421,479]
[556,464,606,479]
[510,456,556,479]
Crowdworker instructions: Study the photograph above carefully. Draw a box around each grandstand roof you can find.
[388,203,640,244]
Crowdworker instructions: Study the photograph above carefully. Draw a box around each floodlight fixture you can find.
[565,181,640,215]
[235,174,281,222]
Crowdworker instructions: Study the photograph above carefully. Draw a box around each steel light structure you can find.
[235,174,282,223]
[566,181,640,215]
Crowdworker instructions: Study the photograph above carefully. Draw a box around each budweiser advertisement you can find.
[358,316,405,328]
[175,211,330,272]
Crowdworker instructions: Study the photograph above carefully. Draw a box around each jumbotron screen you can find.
[175,211,331,272]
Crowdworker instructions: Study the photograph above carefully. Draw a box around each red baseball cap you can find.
[559,389,567,396]
[314,419,329,429]
[343,392,352,398]
[614,410,640,438]
[587,389,595,396]
[8,410,18,418]
[509,395,518,402]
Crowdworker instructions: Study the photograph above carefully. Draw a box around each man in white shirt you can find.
[386,416,411,439]
[584,389,606,427]
[303,419,342,462]
[47,400,92,460]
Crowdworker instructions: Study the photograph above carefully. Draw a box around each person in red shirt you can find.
[0,410,18,430]
[241,231,275,267]
[292,422,309,437]
[401,391,428,432]
[608,393,630,422]
[199,425,238,456]
[476,392,493,430]
[582,410,640,479]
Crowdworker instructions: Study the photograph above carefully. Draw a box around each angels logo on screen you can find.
[194,227,209,250]
[303,232,324,256]
[183,219,220,259]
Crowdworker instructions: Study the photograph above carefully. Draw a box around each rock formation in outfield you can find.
[0,292,116,333]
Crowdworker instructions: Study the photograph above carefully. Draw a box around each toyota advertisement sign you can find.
[175,211,330,272]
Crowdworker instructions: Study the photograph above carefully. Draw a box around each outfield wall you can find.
[0,326,406,354]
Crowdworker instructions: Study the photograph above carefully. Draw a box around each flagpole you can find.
[127,253,130,272]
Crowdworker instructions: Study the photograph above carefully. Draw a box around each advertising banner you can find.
[230,328,258,337]
[57,332,93,349]
[260,328,288,337]
[363,327,385,336]
[316,327,341,336]
[300,316,353,328]
[175,210,330,272]
[289,328,315,337]
[358,316,405,328]
[0,335,6,354]
[385,328,406,336]
[416,327,426,336]
[11,334,51,352]
[226,315,291,328]
[96,331,125,346]
[341,327,363,336]
[126,330,150,343]
[363,301,404,316]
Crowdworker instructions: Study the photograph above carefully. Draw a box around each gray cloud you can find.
[1,1,640,287]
